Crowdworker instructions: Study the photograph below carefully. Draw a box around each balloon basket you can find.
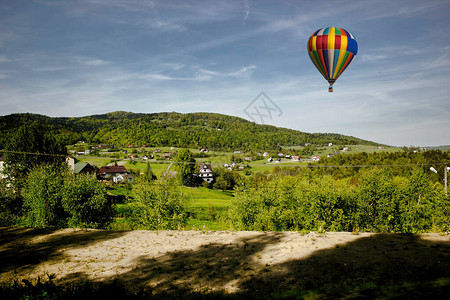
[328,86,333,92]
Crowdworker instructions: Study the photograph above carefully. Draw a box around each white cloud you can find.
[150,19,186,32]
[243,0,250,21]
[73,56,110,66]
[227,65,257,77]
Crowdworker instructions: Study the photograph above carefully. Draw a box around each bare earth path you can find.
[1,227,449,298]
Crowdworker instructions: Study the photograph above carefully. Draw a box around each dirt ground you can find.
[1,227,450,298]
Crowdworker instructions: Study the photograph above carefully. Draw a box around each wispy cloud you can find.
[73,56,110,66]
[150,19,186,32]
[243,0,250,22]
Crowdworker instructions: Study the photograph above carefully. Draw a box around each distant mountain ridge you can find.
[0,111,381,150]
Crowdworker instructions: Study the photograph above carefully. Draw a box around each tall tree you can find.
[4,124,67,189]
[175,148,196,186]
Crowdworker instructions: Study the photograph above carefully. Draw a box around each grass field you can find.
[107,184,234,230]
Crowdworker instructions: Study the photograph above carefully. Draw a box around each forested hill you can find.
[0,111,380,150]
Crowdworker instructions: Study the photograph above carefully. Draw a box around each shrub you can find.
[23,164,67,228]
[0,180,19,226]
[62,174,114,228]
[22,164,114,229]
[132,177,187,230]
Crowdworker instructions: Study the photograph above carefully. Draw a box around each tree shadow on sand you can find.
[0,227,126,275]
[1,229,450,299]
[78,232,450,299]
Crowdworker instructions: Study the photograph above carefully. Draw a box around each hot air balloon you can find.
[307,27,358,92]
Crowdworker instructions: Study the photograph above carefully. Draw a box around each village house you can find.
[97,165,133,182]
[73,162,97,175]
[113,174,134,184]
[291,156,300,162]
[198,163,214,183]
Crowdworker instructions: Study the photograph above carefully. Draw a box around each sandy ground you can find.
[1,228,450,297]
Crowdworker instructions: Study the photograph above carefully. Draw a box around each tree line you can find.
[229,167,449,233]
[0,112,379,151]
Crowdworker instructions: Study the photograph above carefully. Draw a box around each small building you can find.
[199,163,214,183]
[97,165,131,181]
[113,174,134,183]
[291,156,300,162]
[312,156,321,162]
[73,162,97,175]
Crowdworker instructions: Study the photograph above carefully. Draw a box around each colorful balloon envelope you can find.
[307,27,358,92]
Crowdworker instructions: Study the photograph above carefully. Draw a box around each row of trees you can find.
[229,168,449,233]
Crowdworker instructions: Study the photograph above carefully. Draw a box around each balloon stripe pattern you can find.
[307,27,358,87]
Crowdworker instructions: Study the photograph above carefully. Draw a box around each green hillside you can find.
[0,111,381,151]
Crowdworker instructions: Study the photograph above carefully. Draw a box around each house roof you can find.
[73,162,89,174]
[98,165,128,174]
[199,163,212,170]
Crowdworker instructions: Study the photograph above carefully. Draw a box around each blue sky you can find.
[0,0,449,146]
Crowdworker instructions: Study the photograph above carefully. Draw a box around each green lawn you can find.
[181,186,233,208]
[75,156,115,167]
[107,184,234,230]
[124,161,171,177]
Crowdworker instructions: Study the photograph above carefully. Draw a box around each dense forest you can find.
[0,111,380,151]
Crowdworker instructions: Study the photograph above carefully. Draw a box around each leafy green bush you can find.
[230,168,450,233]
[131,177,187,230]
[62,173,113,228]
[23,165,67,228]
[0,180,20,226]
[356,168,400,232]
[22,164,113,229]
